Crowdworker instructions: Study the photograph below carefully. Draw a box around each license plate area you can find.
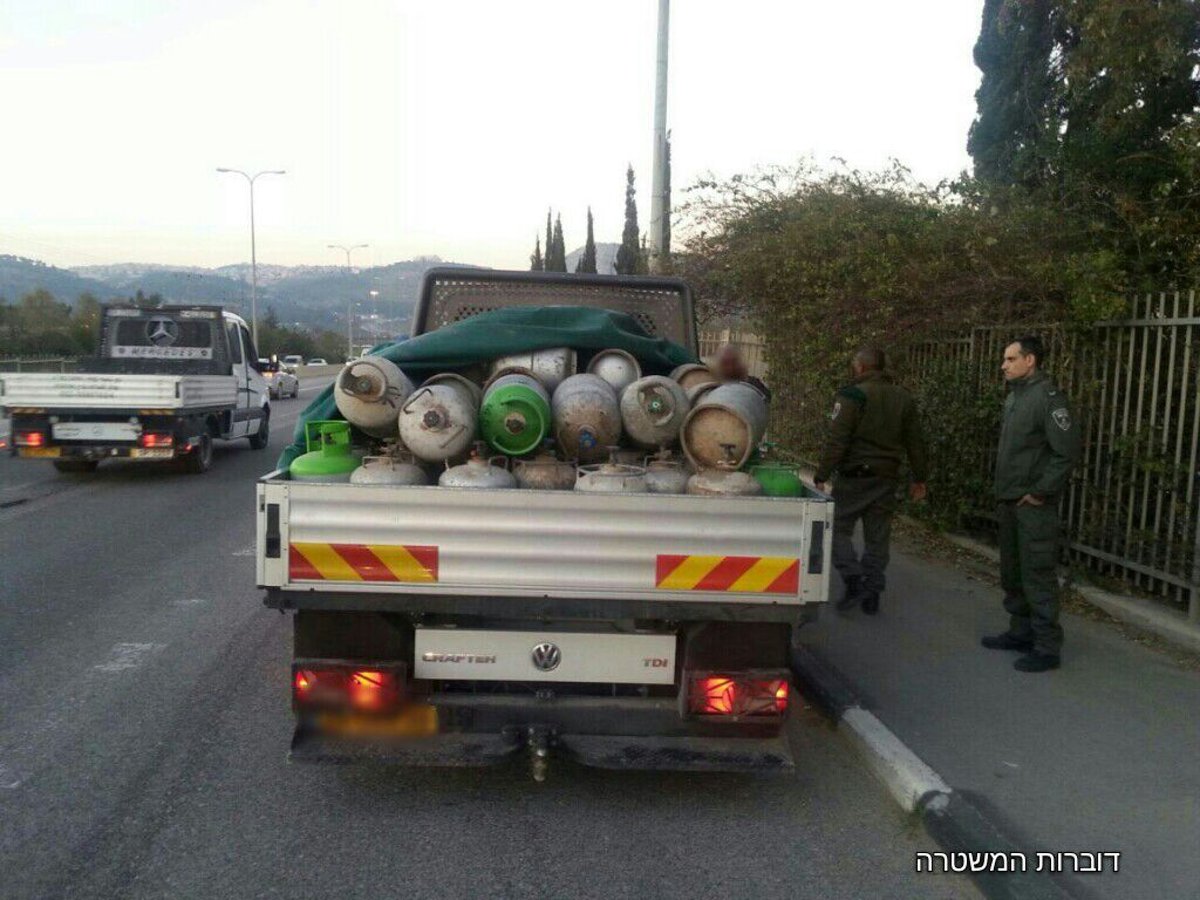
[414,628,676,685]
[52,422,140,441]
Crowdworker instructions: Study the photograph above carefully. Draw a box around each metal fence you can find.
[697,329,768,379]
[904,291,1200,619]
[0,357,76,373]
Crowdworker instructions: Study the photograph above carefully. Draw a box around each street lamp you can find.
[328,243,369,359]
[216,167,286,347]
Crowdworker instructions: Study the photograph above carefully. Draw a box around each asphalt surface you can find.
[0,385,976,900]
[801,532,1200,900]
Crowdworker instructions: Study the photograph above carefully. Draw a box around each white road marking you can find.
[0,763,22,789]
[171,597,207,607]
[93,642,166,673]
[232,546,255,557]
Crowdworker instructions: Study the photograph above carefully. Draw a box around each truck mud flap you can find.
[557,734,794,774]
[289,728,522,766]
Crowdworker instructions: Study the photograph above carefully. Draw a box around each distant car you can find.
[258,358,299,399]
[307,358,328,366]
[281,354,304,369]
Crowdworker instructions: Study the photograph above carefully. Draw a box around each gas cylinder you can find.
[350,452,429,486]
[686,464,764,497]
[644,450,691,494]
[619,375,690,449]
[489,348,575,393]
[333,357,414,439]
[551,374,621,464]
[514,441,577,490]
[422,372,483,408]
[587,349,642,395]
[686,381,719,406]
[670,363,718,392]
[575,460,649,493]
[750,462,804,497]
[479,373,552,457]
[680,382,769,470]
[398,383,478,463]
[289,421,361,483]
[438,442,517,489]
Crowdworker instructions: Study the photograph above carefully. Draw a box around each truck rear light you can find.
[292,662,404,713]
[687,673,790,718]
[15,430,46,448]
[138,432,174,449]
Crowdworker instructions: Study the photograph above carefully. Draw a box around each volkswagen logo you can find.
[531,642,561,672]
[145,318,179,347]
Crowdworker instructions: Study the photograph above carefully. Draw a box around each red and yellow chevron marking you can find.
[655,554,799,594]
[289,543,438,583]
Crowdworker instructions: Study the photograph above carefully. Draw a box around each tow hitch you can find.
[527,726,554,782]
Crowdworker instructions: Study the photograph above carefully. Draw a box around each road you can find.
[0,385,975,900]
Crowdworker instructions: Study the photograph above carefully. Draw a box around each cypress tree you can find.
[544,210,553,270]
[530,235,544,271]
[967,0,1056,188]
[547,214,567,272]
[615,165,641,275]
[576,208,598,274]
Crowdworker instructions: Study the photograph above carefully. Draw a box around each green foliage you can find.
[969,0,1200,285]
[530,235,544,272]
[0,290,100,357]
[546,214,567,272]
[615,165,646,275]
[968,0,1057,189]
[576,208,598,274]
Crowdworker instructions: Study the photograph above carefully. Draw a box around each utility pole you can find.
[216,168,286,348]
[328,243,369,360]
[648,0,670,274]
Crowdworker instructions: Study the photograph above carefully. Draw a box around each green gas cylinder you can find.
[480,373,552,456]
[750,462,804,497]
[289,420,361,482]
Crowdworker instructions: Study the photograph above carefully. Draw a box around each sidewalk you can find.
[797,528,1200,900]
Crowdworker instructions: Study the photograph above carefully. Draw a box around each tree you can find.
[615,165,642,275]
[544,210,553,270]
[575,208,598,273]
[530,235,544,271]
[547,213,567,272]
[967,0,1057,189]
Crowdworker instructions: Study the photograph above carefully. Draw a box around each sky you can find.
[0,0,984,271]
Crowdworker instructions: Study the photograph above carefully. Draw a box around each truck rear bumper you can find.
[289,728,793,773]
[288,691,794,773]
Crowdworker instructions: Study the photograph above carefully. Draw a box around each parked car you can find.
[258,358,300,399]
[307,358,328,366]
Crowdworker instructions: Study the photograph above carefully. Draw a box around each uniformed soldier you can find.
[814,347,928,615]
[983,336,1081,672]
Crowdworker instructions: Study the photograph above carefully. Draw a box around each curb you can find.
[791,644,1074,900]
[942,533,1200,656]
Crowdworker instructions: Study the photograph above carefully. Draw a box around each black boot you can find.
[861,591,880,615]
[981,633,1034,652]
[837,575,864,612]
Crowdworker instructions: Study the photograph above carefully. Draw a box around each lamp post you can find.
[216,167,286,348]
[328,243,369,360]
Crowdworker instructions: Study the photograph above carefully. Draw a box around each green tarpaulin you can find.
[278,305,697,469]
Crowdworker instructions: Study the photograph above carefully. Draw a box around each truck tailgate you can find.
[258,476,832,606]
[0,372,236,410]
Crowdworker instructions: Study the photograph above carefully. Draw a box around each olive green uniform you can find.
[994,370,1081,655]
[815,371,929,595]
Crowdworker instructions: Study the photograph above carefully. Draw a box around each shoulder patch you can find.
[837,385,867,405]
[1051,408,1071,431]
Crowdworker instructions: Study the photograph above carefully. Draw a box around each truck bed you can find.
[257,472,832,614]
[0,371,237,412]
